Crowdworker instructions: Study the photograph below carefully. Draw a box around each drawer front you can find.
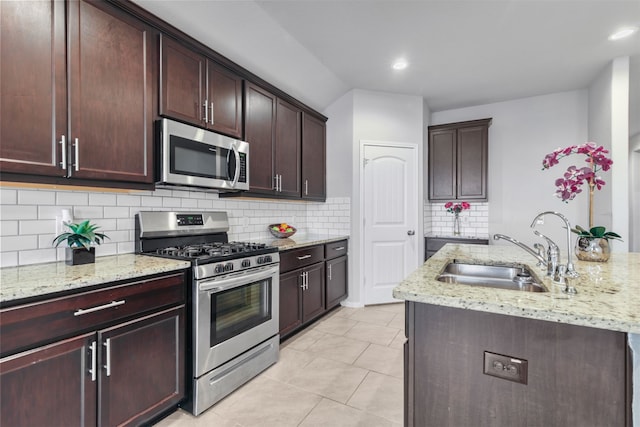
[325,240,348,260]
[280,245,324,273]
[0,273,185,357]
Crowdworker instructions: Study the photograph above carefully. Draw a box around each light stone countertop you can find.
[393,244,640,334]
[258,234,349,251]
[0,254,190,306]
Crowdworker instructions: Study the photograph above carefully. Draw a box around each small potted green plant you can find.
[53,220,109,265]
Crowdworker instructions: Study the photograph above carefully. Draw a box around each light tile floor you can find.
[156,303,405,427]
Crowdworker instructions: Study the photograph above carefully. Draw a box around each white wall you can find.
[432,90,589,250]
[325,89,424,306]
[324,91,354,198]
[588,57,631,252]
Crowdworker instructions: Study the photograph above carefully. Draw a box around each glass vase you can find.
[453,213,461,235]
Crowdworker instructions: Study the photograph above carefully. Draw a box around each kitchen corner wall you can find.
[0,185,350,268]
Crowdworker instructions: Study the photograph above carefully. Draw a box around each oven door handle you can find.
[199,264,279,293]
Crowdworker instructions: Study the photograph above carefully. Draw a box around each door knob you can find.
[407,230,415,236]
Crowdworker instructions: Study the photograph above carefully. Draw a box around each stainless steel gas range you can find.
[135,211,279,416]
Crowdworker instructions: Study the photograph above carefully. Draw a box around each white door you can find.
[363,143,420,304]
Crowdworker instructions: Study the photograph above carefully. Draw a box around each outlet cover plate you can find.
[483,351,528,384]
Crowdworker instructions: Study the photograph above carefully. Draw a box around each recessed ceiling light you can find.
[608,27,638,41]
[392,59,408,70]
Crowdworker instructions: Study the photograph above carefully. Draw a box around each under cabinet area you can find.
[279,239,348,339]
[405,302,630,427]
[428,118,492,201]
[0,0,156,187]
[160,35,243,138]
[0,272,187,427]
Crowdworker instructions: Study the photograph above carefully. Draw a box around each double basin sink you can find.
[437,259,546,293]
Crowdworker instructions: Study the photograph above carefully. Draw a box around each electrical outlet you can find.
[483,351,528,384]
[55,209,73,236]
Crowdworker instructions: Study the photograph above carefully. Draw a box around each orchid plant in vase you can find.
[444,201,470,235]
[542,142,621,261]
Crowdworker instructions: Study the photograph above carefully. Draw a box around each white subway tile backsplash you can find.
[19,219,56,235]
[57,191,88,205]
[0,182,351,266]
[1,205,38,220]
[1,235,38,252]
[89,193,117,206]
[0,189,17,205]
[19,190,55,205]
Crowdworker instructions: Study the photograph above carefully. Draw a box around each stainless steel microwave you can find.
[157,118,249,192]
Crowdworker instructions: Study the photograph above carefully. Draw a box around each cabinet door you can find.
[68,0,155,183]
[428,128,457,201]
[301,113,326,201]
[279,269,302,337]
[0,333,97,427]
[275,98,301,197]
[245,82,276,194]
[457,125,488,200]
[208,62,242,138]
[326,255,347,310]
[0,0,67,177]
[160,35,206,126]
[302,263,325,323]
[98,305,185,427]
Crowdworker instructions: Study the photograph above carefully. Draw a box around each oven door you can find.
[194,263,279,377]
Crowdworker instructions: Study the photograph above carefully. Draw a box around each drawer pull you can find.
[332,246,345,251]
[296,254,312,260]
[74,300,125,316]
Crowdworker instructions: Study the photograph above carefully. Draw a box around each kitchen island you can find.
[393,244,639,427]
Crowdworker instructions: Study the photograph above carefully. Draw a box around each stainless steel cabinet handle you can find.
[89,341,97,382]
[305,179,308,195]
[304,272,309,290]
[300,272,305,290]
[59,135,67,170]
[103,338,111,377]
[333,246,345,252]
[203,100,208,123]
[74,138,79,171]
[273,175,278,191]
[407,230,415,236]
[328,264,332,281]
[277,174,282,192]
[210,102,214,125]
[74,300,125,316]
[297,254,311,260]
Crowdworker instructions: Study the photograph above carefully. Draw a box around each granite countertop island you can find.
[0,254,191,306]
[393,243,640,334]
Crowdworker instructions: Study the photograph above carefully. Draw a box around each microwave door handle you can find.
[230,144,241,187]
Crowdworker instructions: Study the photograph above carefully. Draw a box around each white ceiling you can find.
[133,0,640,113]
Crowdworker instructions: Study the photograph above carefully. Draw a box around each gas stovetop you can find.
[135,211,279,279]
[151,241,276,263]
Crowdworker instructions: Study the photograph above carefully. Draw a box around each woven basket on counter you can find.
[268,224,297,238]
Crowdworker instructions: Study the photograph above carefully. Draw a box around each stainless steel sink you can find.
[437,260,547,292]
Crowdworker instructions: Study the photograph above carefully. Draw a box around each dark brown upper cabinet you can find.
[0,0,156,187]
[242,83,306,199]
[160,35,242,139]
[428,118,492,201]
[302,113,327,201]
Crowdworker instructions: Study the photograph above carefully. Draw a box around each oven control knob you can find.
[257,256,264,264]
[224,263,234,272]
[264,255,272,263]
[242,259,251,268]
[215,264,224,274]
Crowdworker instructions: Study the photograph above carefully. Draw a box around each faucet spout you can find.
[530,211,578,277]
[493,234,547,266]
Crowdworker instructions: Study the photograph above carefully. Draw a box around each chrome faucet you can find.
[493,234,547,266]
[533,230,559,277]
[530,211,578,277]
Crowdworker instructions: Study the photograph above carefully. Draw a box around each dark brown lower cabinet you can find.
[0,273,186,427]
[325,255,347,310]
[301,262,325,324]
[279,269,303,337]
[405,302,630,427]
